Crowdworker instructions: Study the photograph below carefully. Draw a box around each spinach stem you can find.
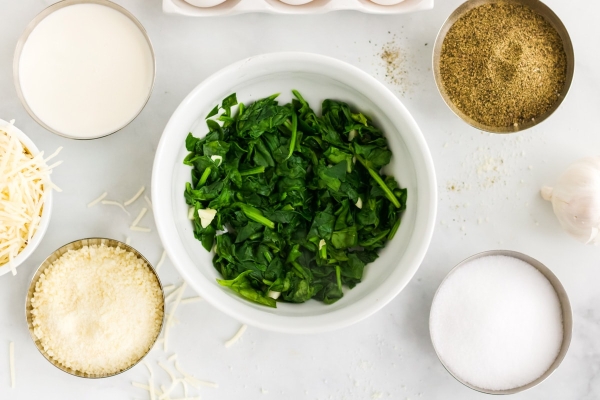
[284,109,298,161]
[355,155,401,208]
[388,216,401,241]
[234,203,275,229]
[240,166,266,176]
[335,265,342,292]
[199,167,211,186]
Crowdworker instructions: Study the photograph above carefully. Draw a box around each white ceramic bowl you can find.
[0,119,53,277]
[152,52,436,333]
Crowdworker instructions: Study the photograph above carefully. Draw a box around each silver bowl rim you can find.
[25,237,165,379]
[432,0,575,134]
[429,249,573,395]
[13,0,156,140]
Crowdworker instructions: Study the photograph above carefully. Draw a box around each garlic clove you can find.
[540,186,554,201]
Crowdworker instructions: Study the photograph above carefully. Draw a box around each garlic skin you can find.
[541,157,600,245]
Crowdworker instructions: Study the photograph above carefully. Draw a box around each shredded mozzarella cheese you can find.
[164,282,186,352]
[101,200,130,215]
[9,341,15,388]
[130,207,148,229]
[180,297,202,305]
[87,192,108,207]
[225,324,247,348]
[145,195,153,209]
[0,128,61,272]
[124,186,145,206]
[156,250,167,271]
[130,226,151,232]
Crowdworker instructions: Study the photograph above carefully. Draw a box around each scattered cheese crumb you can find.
[261,388,269,394]
[124,186,145,206]
[175,360,218,389]
[225,324,247,348]
[348,130,357,141]
[101,200,130,215]
[125,236,131,245]
[87,192,108,207]
[355,197,363,209]
[187,207,195,220]
[319,239,326,250]
[168,354,178,363]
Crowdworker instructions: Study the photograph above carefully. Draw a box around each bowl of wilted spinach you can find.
[152,52,437,334]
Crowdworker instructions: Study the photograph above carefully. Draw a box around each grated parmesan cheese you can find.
[124,186,145,206]
[225,324,247,348]
[31,244,163,375]
[0,128,61,273]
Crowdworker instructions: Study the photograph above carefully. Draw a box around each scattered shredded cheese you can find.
[164,282,186,352]
[0,128,62,273]
[145,195,153,209]
[101,200,130,215]
[165,283,185,304]
[9,341,15,388]
[225,324,247,348]
[125,236,131,245]
[130,207,148,229]
[168,354,178,363]
[87,192,108,208]
[156,250,167,271]
[130,226,151,232]
[175,360,218,389]
[180,297,202,305]
[124,186,145,206]
[158,361,178,386]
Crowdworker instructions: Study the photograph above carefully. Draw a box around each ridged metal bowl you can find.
[13,0,156,140]
[25,238,165,379]
[429,250,573,395]
[432,0,574,133]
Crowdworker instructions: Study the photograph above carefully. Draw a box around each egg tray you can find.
[163,0,434,16]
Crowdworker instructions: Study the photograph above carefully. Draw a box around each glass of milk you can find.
[14,0,156,140]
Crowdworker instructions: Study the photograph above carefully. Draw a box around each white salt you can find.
[430,255,563,391]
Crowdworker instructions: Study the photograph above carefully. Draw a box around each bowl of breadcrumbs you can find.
[26,238,164,378]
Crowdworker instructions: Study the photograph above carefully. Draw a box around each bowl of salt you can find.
[429,250,572,395]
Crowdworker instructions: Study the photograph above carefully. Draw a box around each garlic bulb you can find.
[541,157,600,245]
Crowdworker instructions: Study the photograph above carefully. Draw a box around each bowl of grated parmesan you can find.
[0,119,61,277]
[26,238,165,378]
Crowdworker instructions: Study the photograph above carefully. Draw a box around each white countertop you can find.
[1,0,600,399]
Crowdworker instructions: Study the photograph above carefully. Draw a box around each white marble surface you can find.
[1,0,600,399]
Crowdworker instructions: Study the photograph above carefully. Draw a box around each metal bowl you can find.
[13,0,156,140]
[432,0,574,133]
[429,250,573,395]
[25,238,165,379]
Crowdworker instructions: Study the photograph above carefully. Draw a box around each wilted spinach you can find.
[184,91,407,307]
